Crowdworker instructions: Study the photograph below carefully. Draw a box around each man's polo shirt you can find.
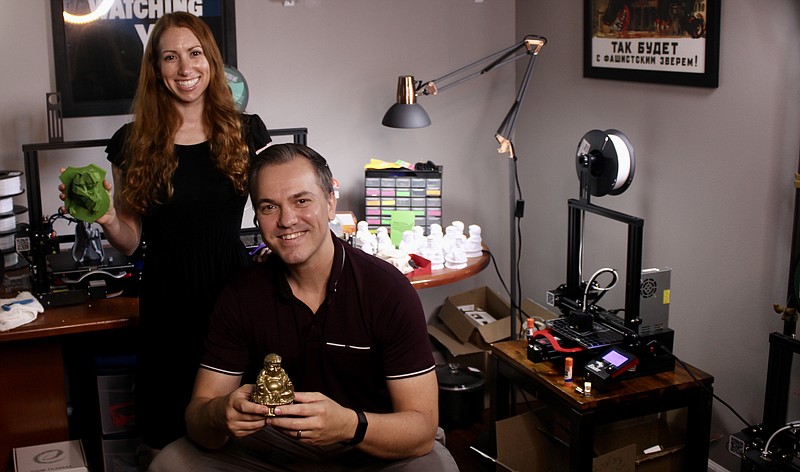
[201,232,435,413]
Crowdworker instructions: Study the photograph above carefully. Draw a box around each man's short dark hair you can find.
[249,143,334,201]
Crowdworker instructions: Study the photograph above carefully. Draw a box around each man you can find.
[149,144,458,471]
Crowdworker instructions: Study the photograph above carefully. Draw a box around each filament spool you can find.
[575,129,635,197]
[0,171,23,197]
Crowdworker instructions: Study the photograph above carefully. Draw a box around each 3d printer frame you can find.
[542,196,676,376]
[560,197,644,336]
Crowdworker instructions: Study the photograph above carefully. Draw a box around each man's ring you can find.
[296,430,302,440]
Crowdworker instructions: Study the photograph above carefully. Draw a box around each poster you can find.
[51,0,237,117]
[584,0,719,87]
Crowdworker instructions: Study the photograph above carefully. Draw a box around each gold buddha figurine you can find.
[252,353,295,416]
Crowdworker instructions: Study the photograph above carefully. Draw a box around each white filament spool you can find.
[575,129,635,197]
[4,251,17,267]
[0,171,22,197]
[0,197,12,214]
[607,133,632,192]
[0,233,13,251]
[0,216,15,233]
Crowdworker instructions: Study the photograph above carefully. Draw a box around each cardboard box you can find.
[334,211,357,235]
[493,409,574,472]
[594,410,688,472]
[14,440,88,472]
[428,292,560,398]
[428,289,559,370]
[492,408,688,472]
[438,286,512,347]
[429,323,491,371]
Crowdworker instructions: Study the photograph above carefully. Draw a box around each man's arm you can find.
[185,368,272,449]
[356,370,439,459]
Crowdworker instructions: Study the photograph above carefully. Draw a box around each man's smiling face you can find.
[253,157,336,269]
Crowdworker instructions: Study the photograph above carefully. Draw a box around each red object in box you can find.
[406,254,431,278]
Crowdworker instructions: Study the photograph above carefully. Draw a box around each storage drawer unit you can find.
[97,374,136,436]
[364,167,442,234]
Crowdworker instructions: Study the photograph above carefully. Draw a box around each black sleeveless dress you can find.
[105,114,270,448]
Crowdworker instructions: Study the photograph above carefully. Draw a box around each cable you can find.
[762,420,800,458]
[61,269,131,284]
[483,249,548,338]
[532,329,584,353]
[657,342,753,429]
[513,156,524,333]
[582,268,618,312]
[484,249,510,298]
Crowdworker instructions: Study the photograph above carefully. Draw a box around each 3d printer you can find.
[17,139,138,307]
[529,129,675,379]
[17,128,308,308]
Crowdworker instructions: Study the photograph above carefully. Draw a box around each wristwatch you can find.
[346,409,368,445]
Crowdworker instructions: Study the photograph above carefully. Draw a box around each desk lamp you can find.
[382,35,546,340]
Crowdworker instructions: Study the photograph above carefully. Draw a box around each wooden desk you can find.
[0,296,138,470]
[408,250,490,289]
[490,340,714,472]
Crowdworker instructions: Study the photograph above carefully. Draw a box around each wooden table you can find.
[407,250,490,289]
[490,340,714,472]
[0,296,139,470]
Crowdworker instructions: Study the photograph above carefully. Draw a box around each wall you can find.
[515,2,800,470]
[4,1,797,469]
[0,0,515,313]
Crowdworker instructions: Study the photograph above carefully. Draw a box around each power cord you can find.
[482,249,548,337]
[656,342,752,429]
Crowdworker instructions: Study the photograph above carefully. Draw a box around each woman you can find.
[61,12,270,450]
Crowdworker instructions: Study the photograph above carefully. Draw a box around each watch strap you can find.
[346,409,368,445]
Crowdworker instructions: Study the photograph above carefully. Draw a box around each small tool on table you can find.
[2,299,34,311]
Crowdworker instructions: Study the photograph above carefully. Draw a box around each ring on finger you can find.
[296,430,302,440]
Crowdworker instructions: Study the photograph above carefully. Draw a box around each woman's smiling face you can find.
[157,26,210,107]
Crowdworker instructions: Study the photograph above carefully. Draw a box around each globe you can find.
[224,65,249,112]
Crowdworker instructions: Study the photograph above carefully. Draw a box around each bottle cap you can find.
[526,318,535,328]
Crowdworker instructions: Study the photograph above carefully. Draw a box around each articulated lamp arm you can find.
[495,35,545,159]
[382,35,546,159]
[418,35,545,97]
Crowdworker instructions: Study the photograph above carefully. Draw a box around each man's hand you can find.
[266,392,357,447]
[186,370,271,450]
[214,384,273,439]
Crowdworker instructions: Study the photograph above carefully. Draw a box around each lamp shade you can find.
[382,76,431,128]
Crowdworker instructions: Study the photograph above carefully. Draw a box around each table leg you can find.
[491,356,511,422]
[685,384,713,469]
[569,409,595,472]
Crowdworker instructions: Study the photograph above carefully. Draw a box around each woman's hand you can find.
[249,243,272,263]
